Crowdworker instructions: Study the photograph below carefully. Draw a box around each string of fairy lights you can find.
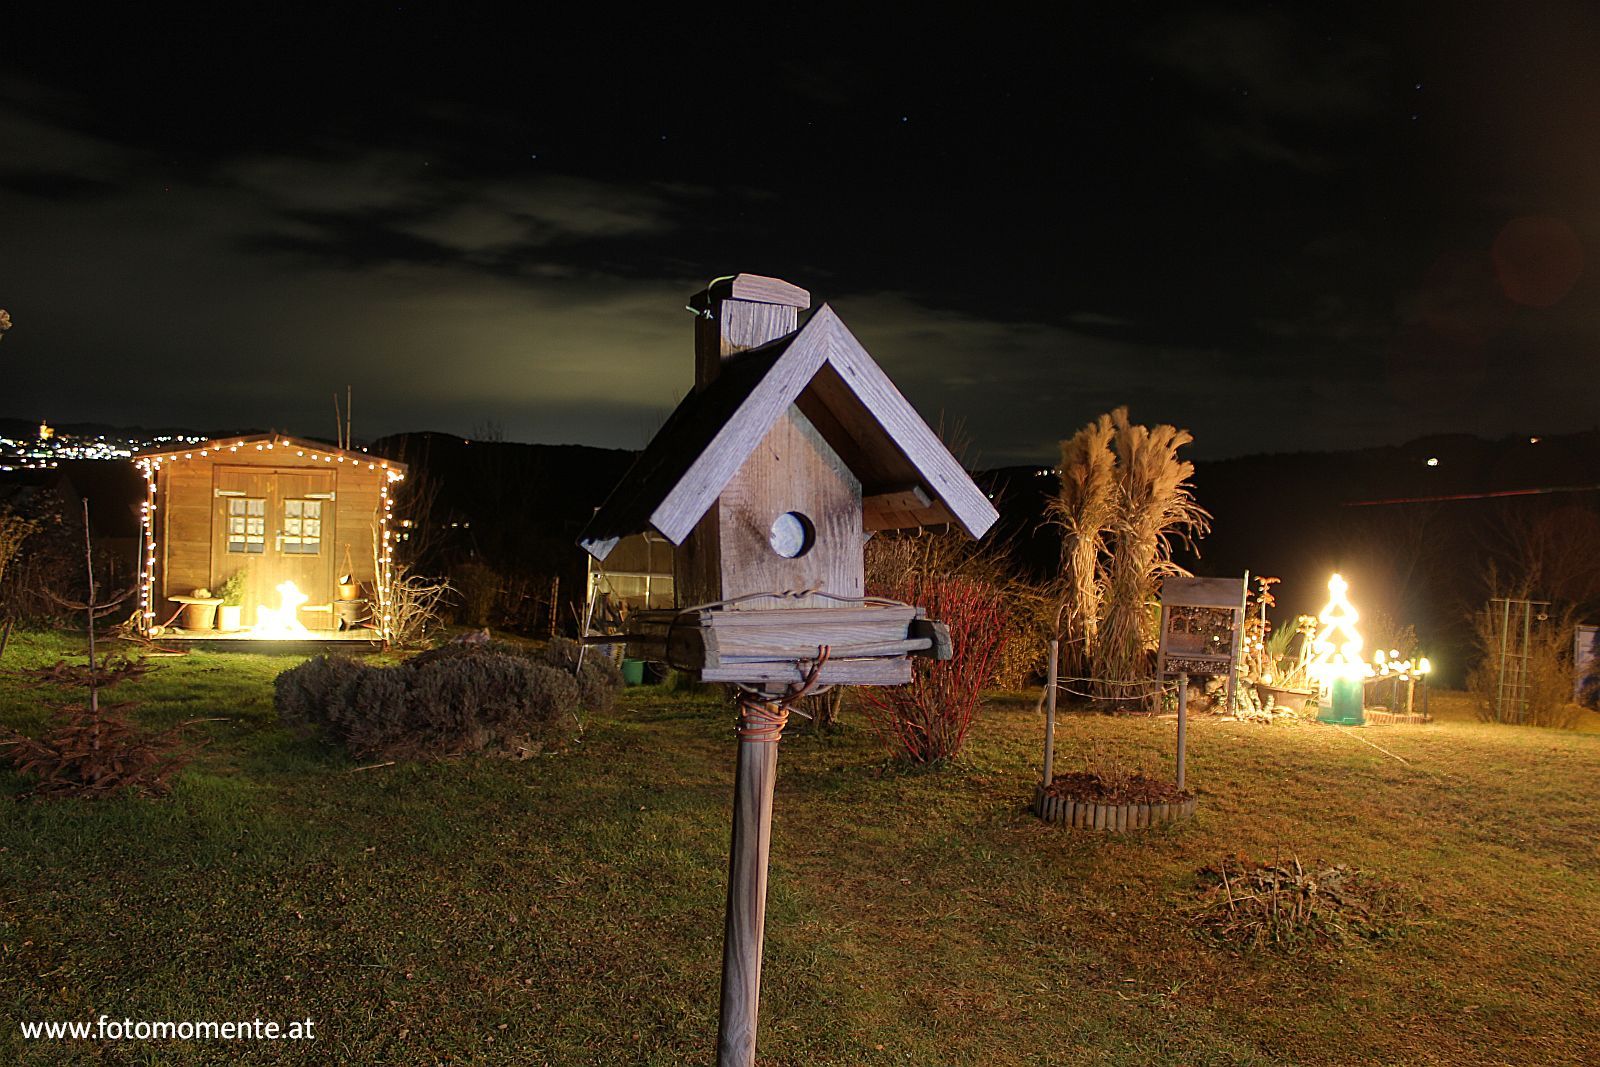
[133,435,405,641]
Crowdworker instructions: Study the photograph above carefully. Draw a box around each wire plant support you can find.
[1488,596,1550,724]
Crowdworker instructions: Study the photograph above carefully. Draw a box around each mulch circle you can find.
[1033,773,1195,830]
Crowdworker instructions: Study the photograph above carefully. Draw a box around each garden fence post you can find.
[1042,638,1058,788]
[1176,672,1188,791]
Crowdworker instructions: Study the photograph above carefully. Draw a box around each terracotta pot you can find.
[217,604,242,632]
[1255,682,1314,713]
[181,602,218,631]
[337,578,360,601]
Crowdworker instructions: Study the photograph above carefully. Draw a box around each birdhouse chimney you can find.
[690,274,811,391]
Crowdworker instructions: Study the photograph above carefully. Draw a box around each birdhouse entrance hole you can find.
[768,511,815,559]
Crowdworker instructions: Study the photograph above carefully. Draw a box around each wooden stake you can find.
[1176,672,1188,791]
[718,713,781,1067]
[82,499,99,718]
[1042,638,1058,788]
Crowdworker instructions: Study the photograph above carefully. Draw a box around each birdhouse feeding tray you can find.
[623,602,951,686]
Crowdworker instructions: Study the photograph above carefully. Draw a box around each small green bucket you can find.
[1316,677,1365,725]
[620,658,646,686]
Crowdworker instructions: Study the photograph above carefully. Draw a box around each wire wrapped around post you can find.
[733,646,830,743]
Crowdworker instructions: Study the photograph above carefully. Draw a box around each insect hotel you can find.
[132,434,405,643]
[580,274,996,1066]
[1157,575,1245,788]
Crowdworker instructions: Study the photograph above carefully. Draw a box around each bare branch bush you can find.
[384,565,454,649]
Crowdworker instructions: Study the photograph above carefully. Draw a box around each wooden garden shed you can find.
[132,434,405,641]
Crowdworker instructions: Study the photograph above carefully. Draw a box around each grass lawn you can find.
[3,630,1599,1065]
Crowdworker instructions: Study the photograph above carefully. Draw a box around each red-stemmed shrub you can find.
[857,574,1008,764]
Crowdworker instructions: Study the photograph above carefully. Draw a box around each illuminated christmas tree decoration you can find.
[1309,572,1368,724]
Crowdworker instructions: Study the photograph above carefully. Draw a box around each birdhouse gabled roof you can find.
[580,304,999,560]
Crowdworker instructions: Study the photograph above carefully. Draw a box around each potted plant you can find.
[177,588,221,631]
[217,570,247,632]
[1254,614,1317,712]
[337,545,360,600]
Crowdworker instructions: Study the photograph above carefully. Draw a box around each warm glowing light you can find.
[1309,573,1369,687]
[1426,457,1439,467]
[253,581,310,638]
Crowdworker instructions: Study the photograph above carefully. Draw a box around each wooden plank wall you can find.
[707,406,863,610]
[333,468,381,584]
[158,462,213,603]
[155,450,389,608]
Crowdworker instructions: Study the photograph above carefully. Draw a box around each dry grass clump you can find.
[1193,856,1423,953]
[1049,413,1117,677]
[1097,409,1211,690]
[1049,408,1210,702]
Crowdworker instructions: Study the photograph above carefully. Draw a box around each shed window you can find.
[226,498,266,554]
[282,499,323,555]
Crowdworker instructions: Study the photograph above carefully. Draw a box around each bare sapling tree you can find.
[2,500,198,797]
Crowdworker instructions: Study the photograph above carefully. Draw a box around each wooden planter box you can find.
[1033,784,1195,829]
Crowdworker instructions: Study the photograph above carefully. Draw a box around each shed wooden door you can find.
[211,466,338,629]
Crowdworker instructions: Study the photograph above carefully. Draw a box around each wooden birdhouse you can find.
[580,274,998,687]
[580,274,997,1067]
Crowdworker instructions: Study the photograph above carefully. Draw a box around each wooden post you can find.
[718,702,783,1067]
[690,275,815,1065]
[1042,638,1059,788]
[1176,672,1188,791]
[81,499,100,717]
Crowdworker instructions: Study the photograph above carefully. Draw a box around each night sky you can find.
[4,4,1600,465]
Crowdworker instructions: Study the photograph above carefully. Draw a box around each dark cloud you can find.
[6,7,1600,468]
[1150,10,1388,120]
